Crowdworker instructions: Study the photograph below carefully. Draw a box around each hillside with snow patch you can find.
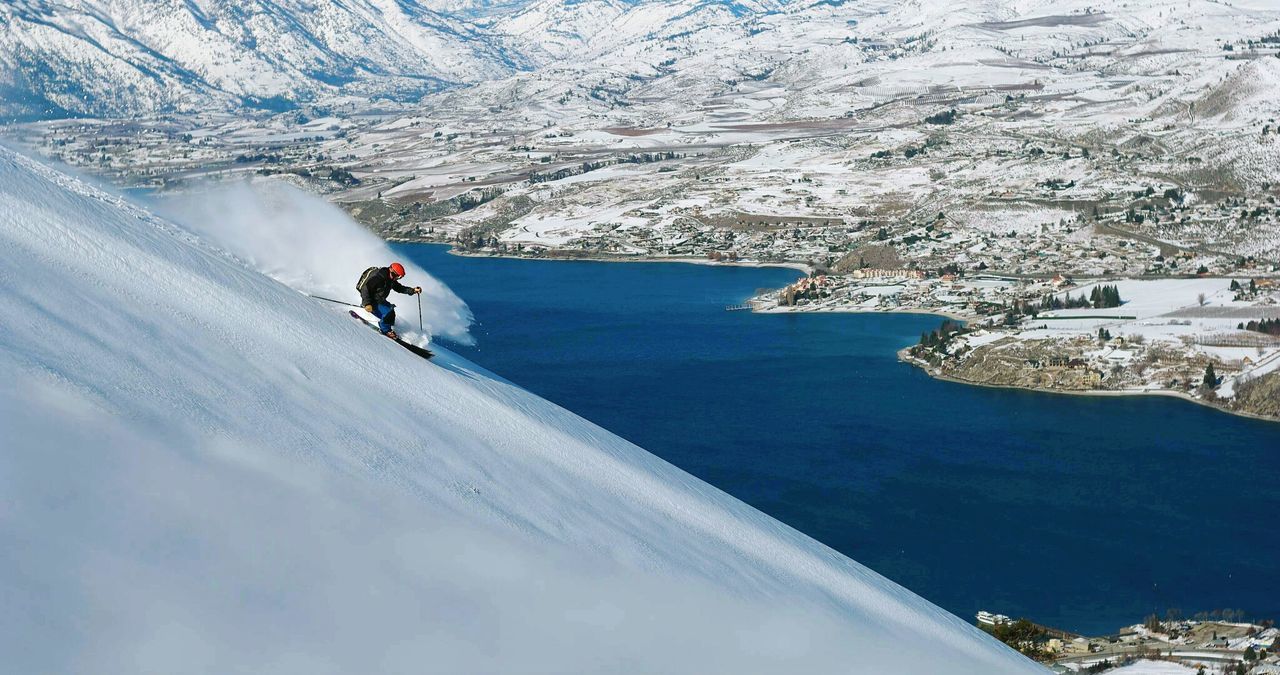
[0,147,1045,672]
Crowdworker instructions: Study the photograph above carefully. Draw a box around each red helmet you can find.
[389,262,406,278]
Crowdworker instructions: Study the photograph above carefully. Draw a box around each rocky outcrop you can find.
[906,337,1279,423]
[943,349,1103,391]
[1231,370,1280,419]
[833,245,903,274]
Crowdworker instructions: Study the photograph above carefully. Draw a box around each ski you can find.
[349,310,435,360]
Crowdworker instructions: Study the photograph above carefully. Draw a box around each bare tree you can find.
[1198,292,1207,306]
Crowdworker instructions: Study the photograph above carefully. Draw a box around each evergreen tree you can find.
[1203,363,1217,389]
[1084,284,1125,308]
[1230,279,1241,291]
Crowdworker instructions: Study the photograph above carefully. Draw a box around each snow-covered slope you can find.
[0,147,1044,672]
[495,0,786,65]
[399,0,1278,140]
[0,0,524,120]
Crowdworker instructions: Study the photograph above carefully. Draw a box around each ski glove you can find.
[413,287,423,294]
[364,304,375,314]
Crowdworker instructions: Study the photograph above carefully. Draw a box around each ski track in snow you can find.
[0,146,1044,673]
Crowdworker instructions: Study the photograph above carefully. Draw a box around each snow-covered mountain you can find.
[0,145,1045,672]
[454,0,1280,126]
[0,0,525,120]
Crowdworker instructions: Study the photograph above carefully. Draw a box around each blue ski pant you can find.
[371,302,396,334]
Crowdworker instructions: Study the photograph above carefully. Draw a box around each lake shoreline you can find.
[411,242,1277,424]
[759,305,976,322]
[896,347,1279,424]
[426,243,814,275]
[413,241,1279,425]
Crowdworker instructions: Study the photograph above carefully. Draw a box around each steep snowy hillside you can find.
[0,147,1044,672]
[0,0,524,119]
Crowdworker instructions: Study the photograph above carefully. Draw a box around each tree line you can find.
[1036,285,1122,311]
[528,152,684,184]
[1239,318,1280,337]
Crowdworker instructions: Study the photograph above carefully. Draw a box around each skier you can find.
[357,262,422,340]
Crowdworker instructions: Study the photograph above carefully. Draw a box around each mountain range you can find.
[5,0,1279,126]
[0,0,525,119]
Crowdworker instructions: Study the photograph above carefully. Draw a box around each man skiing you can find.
[357,262,422,340]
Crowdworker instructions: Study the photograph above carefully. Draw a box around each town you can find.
[975,610,1280,674]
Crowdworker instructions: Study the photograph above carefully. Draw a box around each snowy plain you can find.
[0,147,1045,673]
[1085,661,1200,675]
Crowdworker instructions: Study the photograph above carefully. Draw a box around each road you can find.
[1052,646,1248,668]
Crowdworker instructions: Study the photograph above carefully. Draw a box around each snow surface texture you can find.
[0,147,1044,674]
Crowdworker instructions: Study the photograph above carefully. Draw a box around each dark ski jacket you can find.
[357,266,414,308]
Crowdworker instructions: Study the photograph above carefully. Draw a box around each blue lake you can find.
[400,243,1280,636]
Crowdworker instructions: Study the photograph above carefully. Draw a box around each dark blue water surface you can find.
[400,243,1279,636]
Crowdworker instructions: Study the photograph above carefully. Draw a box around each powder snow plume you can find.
[158,180,473,343]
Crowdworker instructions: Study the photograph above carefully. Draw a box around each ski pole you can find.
[418,291,424,333]
[310,294,359,308]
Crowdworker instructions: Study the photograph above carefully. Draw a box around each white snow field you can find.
[1099,661,1201,675]
[0,147,1044,674]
